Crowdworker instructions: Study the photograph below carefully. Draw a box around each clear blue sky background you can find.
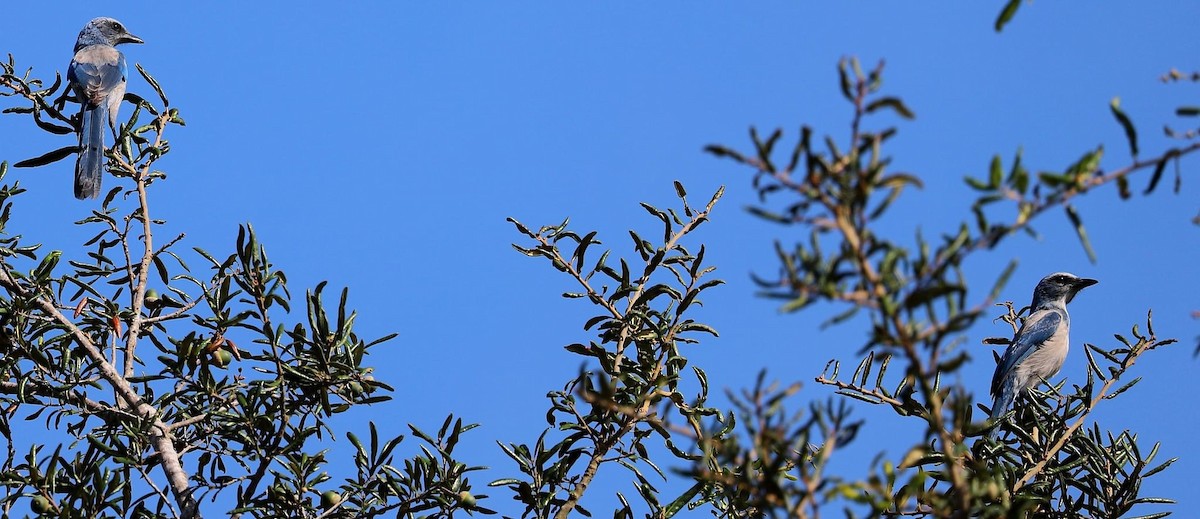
[3,2,1198,516]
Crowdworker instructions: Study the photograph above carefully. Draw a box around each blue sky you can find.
[3,2,1199,515]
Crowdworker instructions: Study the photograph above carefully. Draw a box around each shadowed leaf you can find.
[1064,204,1097,263]
[995,0,1023,32]
[13,145,77,168]
[1110,97,1139,157]
[864,96,915,119]
[135,64,168,107]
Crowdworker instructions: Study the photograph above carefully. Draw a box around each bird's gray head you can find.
[1031,272,1097,309]
[75,17,143,50]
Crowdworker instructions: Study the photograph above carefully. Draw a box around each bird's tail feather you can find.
[986,382,1016,439]
[74,104,106,200]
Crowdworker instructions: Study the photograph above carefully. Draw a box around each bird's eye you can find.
[110,21,123,31]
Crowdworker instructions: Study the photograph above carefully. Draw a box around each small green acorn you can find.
[320,490,343,509]
[30,495,52,514]
[457,490,476,508]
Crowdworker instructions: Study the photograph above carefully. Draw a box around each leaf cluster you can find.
[499,183,727,518]
[699,56,1193,518]
[1,58,484,519]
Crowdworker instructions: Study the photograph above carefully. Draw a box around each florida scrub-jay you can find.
[988,272,1097,438]
[68,17,142,199]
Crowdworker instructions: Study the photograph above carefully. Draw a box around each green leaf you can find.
[838,59,854,101]
[1038,172,1070,187]
[33,250,62,281]
[564,343,601,358]
[745,206,793,224]
[1124,511,1173,519]
[1144,149,1177,195]
[965,176,991,191]
[707,185,725,209]
[660,481,705,518]
[573,230,598,271]
[989,155,1003,187]
[903,284,964,311]
[1010,152,1030,194]
[989,260,1018,301]
[506,217,536,238]
[820,306,859,329]
[510,244,541,257]
[1104,377,1142,399]
[1109,97,1139,157]
[13,145,77,168]
[780,292,809,313]
[1064,204,1097,264]
[753,127,782,172]
[995,0,1022,32]
[703,144,746,163]
[1116,176,1131,199]
[167,107,187,126]
[679,322,719,337]
[1066,147,1103,178]
[1142,457,1177,479]
[672,180,687,198]
[136,63,169,107]
[33,112,73,135]
[864,96,915,119]
[152,255,171,285]
[1084,345,1107,381]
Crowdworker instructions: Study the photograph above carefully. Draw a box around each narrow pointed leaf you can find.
[13,145,77,168]
[1064,205,1097,263]
[1110,97,1139,157]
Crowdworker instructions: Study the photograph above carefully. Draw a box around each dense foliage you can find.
[2,4,1197,517]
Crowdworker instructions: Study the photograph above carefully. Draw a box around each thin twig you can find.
[135,461,181,519]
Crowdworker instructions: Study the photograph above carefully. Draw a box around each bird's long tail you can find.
[986,381,1016,439]
[74,103,106,199]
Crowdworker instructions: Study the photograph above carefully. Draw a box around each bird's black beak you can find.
[1065,277,1097,304]
[120,33,144,45]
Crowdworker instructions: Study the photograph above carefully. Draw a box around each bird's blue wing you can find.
[990,310,1062,397]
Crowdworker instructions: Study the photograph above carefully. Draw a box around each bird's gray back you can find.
[1004,307,1071,395]
[991,306,1069,396]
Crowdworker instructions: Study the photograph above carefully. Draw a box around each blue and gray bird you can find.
[987,272,1097,438]
[68,17,142,199]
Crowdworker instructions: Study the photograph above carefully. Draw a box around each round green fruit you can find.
[30,496,52,514]
[211,349,233,368]
[320,490,343,509]
[457,490,476,508]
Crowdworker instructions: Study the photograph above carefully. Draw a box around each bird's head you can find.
[77,17,143,49]
[1032,272,1097,308]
